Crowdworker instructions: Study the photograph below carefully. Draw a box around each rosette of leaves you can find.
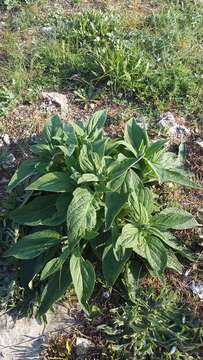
[4,111,200,316]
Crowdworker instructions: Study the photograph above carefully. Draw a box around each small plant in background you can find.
[0,0,35,9]
[4,111,201,317]
[98,287,203,360]
[0,87,16,117]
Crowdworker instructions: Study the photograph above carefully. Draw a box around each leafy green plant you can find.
[4,111,200,316]
[98,287,203,360]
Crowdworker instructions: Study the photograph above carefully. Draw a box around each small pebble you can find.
[2,134,10,145]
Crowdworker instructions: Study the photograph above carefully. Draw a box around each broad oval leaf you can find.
[167,249,183,274]
[86,110,106,139]
[152,207,199,230]
[145,139,167,159]
[70,249,96,312]
[38,261,71,316]
[107,157,140,191]
[146,160,201,189]
[79,145,96,173]
[123,169,141,193]
[67,187,98,242]
[30,143,52,156]
[116,224,145,258]
[40,246,71,280]
[7,159,37,191]
[124,118,148,151]
[108,157,140,180]
[102,244,131,287]
[4,230,60,259]
[26,172,73,192]
[78,173,99,184]
[42,115,63,145]
[105,192,127,229]
[144,236,167,278]
[128,192,149,224]
[159,232,193,261]
[10,194,65,226]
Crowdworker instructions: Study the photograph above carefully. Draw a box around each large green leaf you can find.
[4,230,60,259]
[67,187,98,242]
[124,169,141,193]
[26,172,72,192]
[78,173,99,184]
[160,232,193,260]
[42,115,63,145]
[79,144,96,173]
[102,244,131,287]
[107,157,140,191]
[146,160,201,189]
[124,118,148,151]
[63,123,78,148]
[144,236,167,277]
[10,194,65,226]
[90,231,110,259]
[128,192,149,224]
[138,187,154,215]
[86,110,106,139]
[30,144,52,157]
[7,159,37,191]
[40,246,71,280]
[167,249,183,274]
[108,157,139,180]
[152,207,199,230]
[145,139,167,159]
[116,224,145,258]
[70,249,96,312]
[105,192,127,229]
[116,139,138,157]
[38,261,71,316]
[55,193,72,216]
[107,171,127,192]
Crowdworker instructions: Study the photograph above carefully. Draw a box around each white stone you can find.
[40,92,69,117]
[75,337,94,357]
[158,112,176,129]
[158,112,190,140]
[2,134,10,145]
[135,116,147,129]
[0,304,75,360]
[168,124,190,139]
[191,281,203,301]
[40,26,54,35]
[170,346,177,354]
[2,153,16,169]
[195,138,203,148]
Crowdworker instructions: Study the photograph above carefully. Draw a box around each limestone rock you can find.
[40,92,69,117]
[75,337,94,357]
